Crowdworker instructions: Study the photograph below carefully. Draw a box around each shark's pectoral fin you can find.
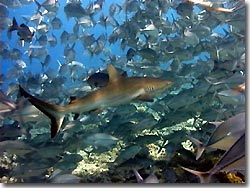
[136,94,154,102]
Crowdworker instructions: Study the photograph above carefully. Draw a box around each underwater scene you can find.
[0,0,246,184]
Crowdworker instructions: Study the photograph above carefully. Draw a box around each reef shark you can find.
[19,64,173,138]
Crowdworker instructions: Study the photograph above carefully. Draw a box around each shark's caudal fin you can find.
[187,135,206,160]
[19,85,65,138]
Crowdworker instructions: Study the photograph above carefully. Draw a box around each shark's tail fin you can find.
[19,85,65,138]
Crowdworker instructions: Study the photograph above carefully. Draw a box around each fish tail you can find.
[19,85,65,138]
[8,17,19,32]
[132,168,144,183]
[181,166,212,183]
[34,0,42,12]
[187,135,205,160]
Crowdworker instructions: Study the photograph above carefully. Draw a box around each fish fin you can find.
[136,94,154,102]
[209,121,222,128]
[69,96,77,104]
[20,23,29,29]
[34,0,41,12]
[107,64,121,82]
[19,85,65,138]
[73,113,80,120]
[20,40,25,47]
[181,166,211,183]
[8,17,19,32]
[186,135,205,160]
[132,168,144,183]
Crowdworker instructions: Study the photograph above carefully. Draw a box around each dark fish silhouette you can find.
[8,17,35,42]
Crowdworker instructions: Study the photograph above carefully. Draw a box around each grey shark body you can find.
[19,64,173,138]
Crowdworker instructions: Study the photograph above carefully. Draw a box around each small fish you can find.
[0,140,36,156]
[121,0,140,13]
[176,2,193,18]
[77,15,94,28]
[8,17,35,42]
[115,145,142,166]
[185,0,244,13]
[188,112,245,160]
[49,174,81,183]
[12,162,49,180]
[87,72,109,88]
[19,64,173,138]
[126,48,136,61]
[0,90,17,112]
[36,21,49,34]
[22,11,43,25]
[36,34,48,45]
[63,43,76,62]
[232,82,245,93]
[92,0,105,11]
[64,1,86,19]
[8,103,48,124]
[182,133,245,183]
[216,81,245,105]
[60,30,69,43]
[50,17,62,30]
[213,59,245,72]
[41,54,51,70]
[35,0,59,13]
[47,33,57,47]
[0,122,25,141]
[137,48,157,61]
[27,45,48,62]
[133,135,159,145]
[217,88,245,106]
[84,133,119,149]
[184,28,199,46]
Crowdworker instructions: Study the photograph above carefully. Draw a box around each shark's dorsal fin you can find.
[107,64,121,82]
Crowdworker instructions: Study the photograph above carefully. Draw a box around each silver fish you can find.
[182,133,245,183]
[188,112,245,160]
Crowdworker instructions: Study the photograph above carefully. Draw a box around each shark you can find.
[19,64,173,138]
